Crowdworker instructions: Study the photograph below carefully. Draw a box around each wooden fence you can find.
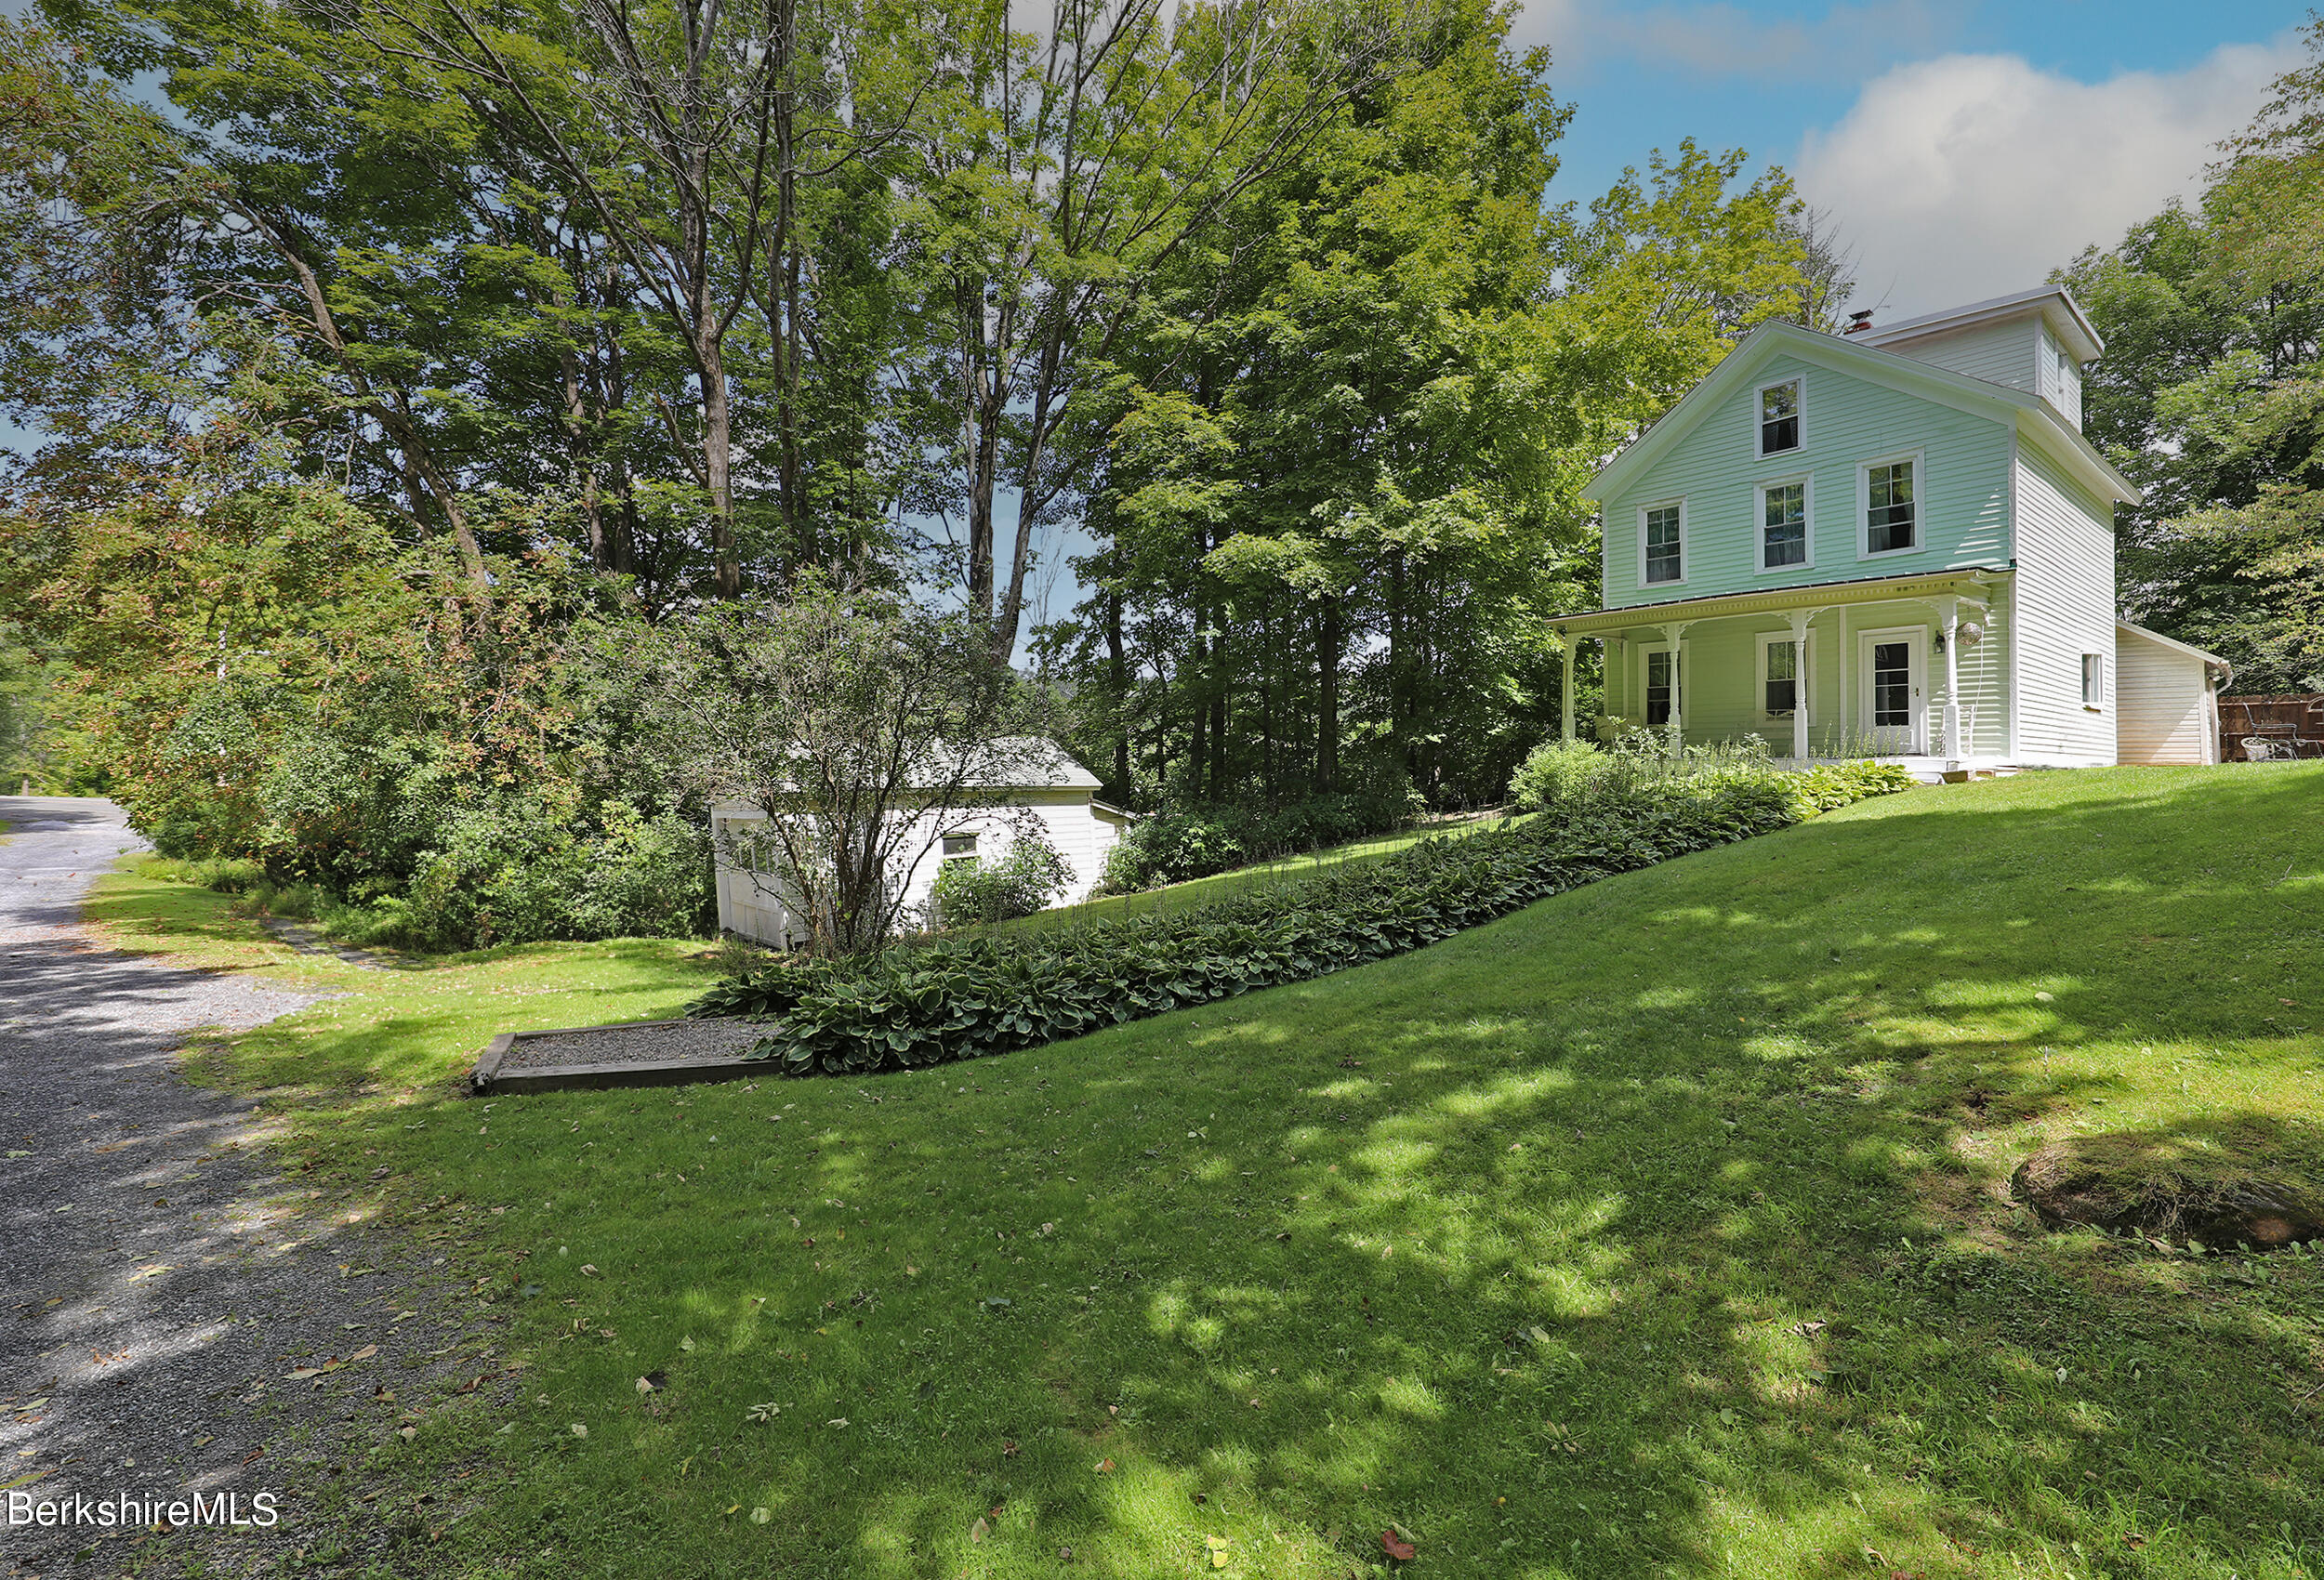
[2220,693,2324,761]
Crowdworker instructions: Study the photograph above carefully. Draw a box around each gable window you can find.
[1757,378,1802,455]
[1755,478,1812,572]
[941,832,980,862]
[1861,454,1920,556]
[1756,631,1811,718]
[1639,499,1686,586]
[2080,652,2105,710]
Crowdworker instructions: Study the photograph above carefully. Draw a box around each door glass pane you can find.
[1871,641,1910,727]
[1645,651,1674,726]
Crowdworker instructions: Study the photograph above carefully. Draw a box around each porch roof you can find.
[1550,565,2008,638]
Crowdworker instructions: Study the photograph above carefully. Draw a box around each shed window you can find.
[1759,380,1801,454]
[941,833,980,861]
[1644,503,1684,585]
[1866,460,1916,553]
[2080,652,2105,710]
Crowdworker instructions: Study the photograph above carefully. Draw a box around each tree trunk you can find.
[1315,595,1340,791]
[1105,588,1131,795]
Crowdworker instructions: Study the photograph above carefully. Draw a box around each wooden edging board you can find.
[469,1018,768,1096]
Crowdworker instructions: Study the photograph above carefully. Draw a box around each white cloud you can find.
[1797,39,2302,319]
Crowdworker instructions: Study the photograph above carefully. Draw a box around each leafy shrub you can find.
[690,765,1912,1076]
[1784,760,1920,813]
[1508,739,1626,813]
[1100,783,1420,892]
[931,828,1075,928]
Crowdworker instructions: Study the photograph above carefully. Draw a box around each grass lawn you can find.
[89,765,2324,1578]
[976,810,1518,937]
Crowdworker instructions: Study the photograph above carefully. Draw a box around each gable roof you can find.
[2117,620,2234,682]
[1859,285,2104,363]
[1579,320,2141,510]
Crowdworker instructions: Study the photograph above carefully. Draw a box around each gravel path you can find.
[0,798,483,1577]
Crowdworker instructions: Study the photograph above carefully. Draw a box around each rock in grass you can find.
[2013,1128,2324,1250]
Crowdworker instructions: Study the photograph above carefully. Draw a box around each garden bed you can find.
[469,1018,768,1095]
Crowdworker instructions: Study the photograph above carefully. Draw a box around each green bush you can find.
[1508,739,1627,813]
[931,829,1075,928]
[1099,783,1421,892]
[690,765,1914,1075]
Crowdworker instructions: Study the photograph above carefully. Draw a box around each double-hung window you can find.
[1758,378,1802,456]
[1863,456,1918,555]
[1755,479,1811,572]
[1757,632,1809,718]
[1641,500,1685,586]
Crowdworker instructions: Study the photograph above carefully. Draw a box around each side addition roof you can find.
[1578,320,2141,512]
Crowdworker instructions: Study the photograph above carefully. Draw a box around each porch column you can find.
[1936,595,1961,761]
[1662,621,1693,754]
[1558,628,1575,744]
[1788,609,1812,762]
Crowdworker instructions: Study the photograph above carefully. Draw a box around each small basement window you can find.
[2080,652,2105,710]
[941,833,980,861]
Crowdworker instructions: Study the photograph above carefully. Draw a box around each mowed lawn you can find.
[86,765,2324,1579]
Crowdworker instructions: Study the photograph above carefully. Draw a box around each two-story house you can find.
[1551,286,2233,772]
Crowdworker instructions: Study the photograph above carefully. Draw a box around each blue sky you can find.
[1525,0,2312,315]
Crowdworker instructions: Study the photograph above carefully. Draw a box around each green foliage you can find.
[1098,783,1420,893]
[1506,738,1617,813]
[931,829,1075,929]
[689,765,1909,1073]
[2055,20,2324,691]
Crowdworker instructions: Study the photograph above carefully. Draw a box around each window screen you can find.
[1762,483,1807,568]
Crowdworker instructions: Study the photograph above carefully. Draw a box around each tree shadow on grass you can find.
[238,768,2324,1579]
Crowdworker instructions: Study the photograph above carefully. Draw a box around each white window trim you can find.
[1752,374,1805,459]
[1754,630,1815,721]
[1637,497,1688,588]
[1637,640,1687,730]
[2080,652,2106,712]
[1855,448,1926,562]
[1752,474,1816,574]
[941,831,982,862]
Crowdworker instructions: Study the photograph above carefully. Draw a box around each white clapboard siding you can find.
[710,787,1129,947]
[2011,442,2119,765]
[1879,319,2039,393]
[2115,625,2220,765]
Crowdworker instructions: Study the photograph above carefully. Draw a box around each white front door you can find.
[1856,627,1927,754]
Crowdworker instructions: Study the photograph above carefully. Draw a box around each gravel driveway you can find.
[1,798,479,1577]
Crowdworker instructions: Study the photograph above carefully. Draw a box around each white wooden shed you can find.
[710,738,1132,949]
[2114,621,2233,766]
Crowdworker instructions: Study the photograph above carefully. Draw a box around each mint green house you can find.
[1552,287,2233,772]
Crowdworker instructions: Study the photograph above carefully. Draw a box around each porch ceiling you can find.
[1551,566,2009,637]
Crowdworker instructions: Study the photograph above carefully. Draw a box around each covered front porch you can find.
[1550,568,2015,770]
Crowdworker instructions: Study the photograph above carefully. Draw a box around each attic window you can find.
[1758,379,1801,455]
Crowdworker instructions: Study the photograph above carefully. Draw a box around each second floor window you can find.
[1644,503,1684,584]
[1867,459,1917,553]
[1759,379,1801,454]
[1761,482,1807,569]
